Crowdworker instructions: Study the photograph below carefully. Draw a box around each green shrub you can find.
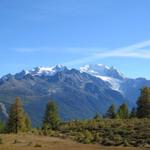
[102,138,115,146]
[50,118,150,147]
[94,133,102,143]
[75,132,85,143]
[82,130,93,144]
[112,134,123,146]
[123,139,130,146]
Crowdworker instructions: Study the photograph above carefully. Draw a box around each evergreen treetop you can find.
[116,103,129,119]
[43,101,60,130]
[105,104,116,119]
[137,87,150,118]
[7,97,31,133]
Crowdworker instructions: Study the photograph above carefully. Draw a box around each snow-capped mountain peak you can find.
[1,63,124,92]
[26,64,67,76]
[80,64,124,92]
[80,64,124,80]
[0,64,68,81]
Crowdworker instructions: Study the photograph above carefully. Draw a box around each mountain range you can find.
[0,64,150,126]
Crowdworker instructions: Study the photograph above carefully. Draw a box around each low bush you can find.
[57,118,150,147]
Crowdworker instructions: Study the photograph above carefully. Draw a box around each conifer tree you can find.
[129,107,136,118]
[43,101,60,130]
[105,104,116,119]
[116,103,129,119]
[7,97,31,133]
[137,87,150,118]
[24,113,31,130]
[93,113,102,120]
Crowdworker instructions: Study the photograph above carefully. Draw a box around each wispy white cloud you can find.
[14,47,104,54]
[14,40,150,66]
[14,47,50,53]
[94,49,150,59]
[64,40,150,66]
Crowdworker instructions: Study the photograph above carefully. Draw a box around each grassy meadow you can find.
[0,134,148,150]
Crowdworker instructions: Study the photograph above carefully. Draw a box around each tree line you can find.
[0,87,150,133]
[105,87,150,119]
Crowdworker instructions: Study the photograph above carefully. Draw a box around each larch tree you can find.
[116,103,129,119]
[43,101,60,130]
[105,104,116,119]
[129,107,137,118]
[93,113,102,120]
[7,97,31,133]
[136,87,150,118]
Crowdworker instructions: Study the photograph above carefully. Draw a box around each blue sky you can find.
[1,0,150,78]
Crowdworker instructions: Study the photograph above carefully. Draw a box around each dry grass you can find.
[0,134,148,150]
